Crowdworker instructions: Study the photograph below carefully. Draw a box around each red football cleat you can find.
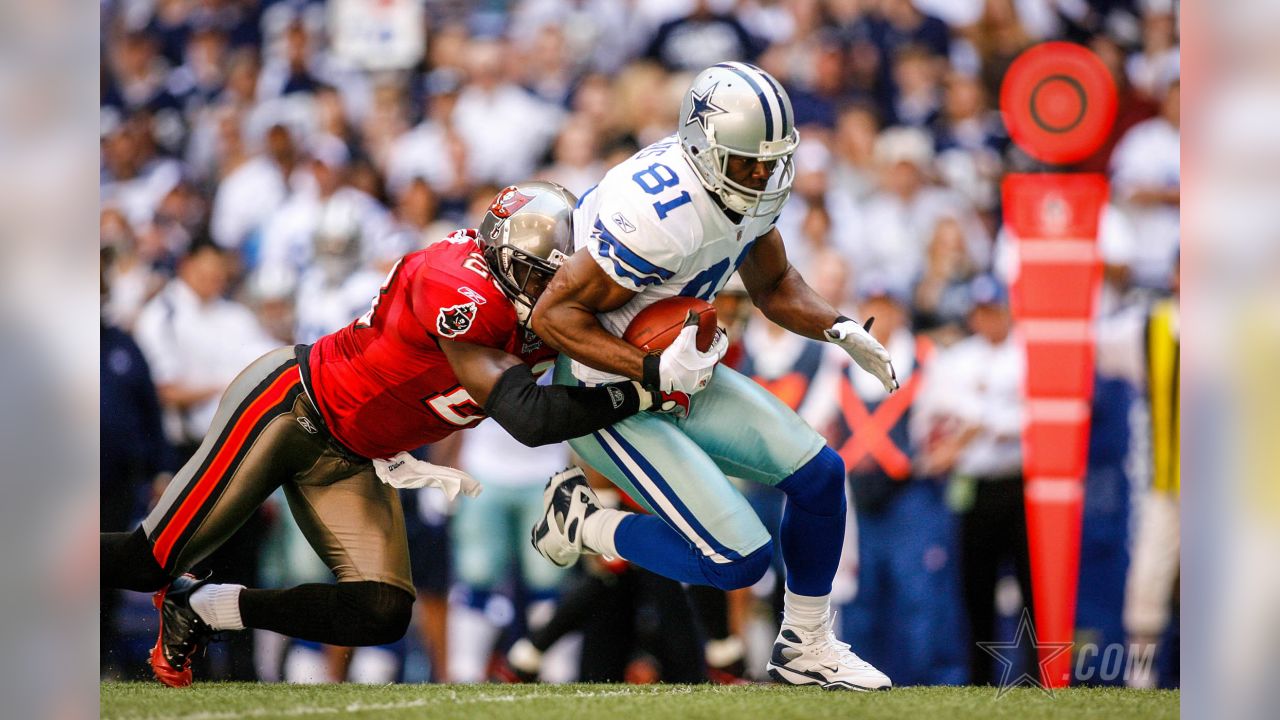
[148,574,214,688]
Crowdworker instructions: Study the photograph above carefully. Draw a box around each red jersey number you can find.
[462,253,491,280]
[424,386,485,427]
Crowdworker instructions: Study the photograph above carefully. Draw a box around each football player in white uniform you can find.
[529,62,898,690]
[293,197,388,344]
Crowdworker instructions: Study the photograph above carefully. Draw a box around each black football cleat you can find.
[531,467,601,568]
[149,574,214,688]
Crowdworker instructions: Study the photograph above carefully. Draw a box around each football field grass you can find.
[101,681,1178,720]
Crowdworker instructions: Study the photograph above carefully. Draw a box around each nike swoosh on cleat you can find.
[771,643,803,665]
[768,664,834,685]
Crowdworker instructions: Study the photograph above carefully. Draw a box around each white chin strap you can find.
[719,189,756,215]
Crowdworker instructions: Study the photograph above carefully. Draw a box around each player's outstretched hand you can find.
[373,451,483,500]
[825,316,899,393]
[658,312,725,396]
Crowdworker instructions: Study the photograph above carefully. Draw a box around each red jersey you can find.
[305,230,558,459]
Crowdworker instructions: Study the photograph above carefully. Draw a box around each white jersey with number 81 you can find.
[570,135,778,385]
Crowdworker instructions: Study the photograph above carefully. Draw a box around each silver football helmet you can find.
[678,62,799,218]
[478,181,577,325]
[313,195,363,285]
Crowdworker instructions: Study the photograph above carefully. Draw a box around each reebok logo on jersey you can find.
[611,212,636,233]
[457,286,487,305]
[608,386,625,409]
[297,417,318,434]
[436,302,477,338]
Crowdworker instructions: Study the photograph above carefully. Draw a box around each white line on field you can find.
[133,686,696,720]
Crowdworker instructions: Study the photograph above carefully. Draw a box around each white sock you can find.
[189,583,246,630]
[582,507,627,559]
[782,588,831,630]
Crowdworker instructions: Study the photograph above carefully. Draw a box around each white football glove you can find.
[657,315,726,395]
[372,451,483,501]
[825,316,899,393]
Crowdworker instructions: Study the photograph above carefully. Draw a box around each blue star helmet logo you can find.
[685,82,728,133]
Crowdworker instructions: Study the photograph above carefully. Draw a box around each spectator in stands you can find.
[1075,34,1159,173]
[507,0,634,75]
[257,20,326,100]
[386,69,469,203]
[886,44,943,128]
[1109,80,1180,293]
[853,126,989,292]
[644,0,763,72]
[783,30,855,130]
[538,119,605,197]
[388,178,447,255]
[1127,9,1180,103]
[101,207,165,330]
[100,116,184,232]
[913,275,1031,685]
[132,241,277,452]
[912,216,978,340]
[932,70,1005,212]
[211,123,297,251]
[104,31,182,118]
[360,79,412,180]
[970,0,1034,99]
[774,138,842,277]
[865,0,952,60]
[519,25,579,106]
[452,39,563,187]
[829,103,882,203]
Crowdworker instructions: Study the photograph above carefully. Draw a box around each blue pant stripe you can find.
[600,426,742,563]
[591,428,732,562]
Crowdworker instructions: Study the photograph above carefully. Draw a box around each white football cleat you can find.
[530,467,601,568]
[766,615,892,691]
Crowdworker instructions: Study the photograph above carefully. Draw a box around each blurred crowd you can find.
[100,0,1179,687]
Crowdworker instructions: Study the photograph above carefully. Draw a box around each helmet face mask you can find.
[478,182,577,327]
[679,63,800,218]
[486,242,568,325]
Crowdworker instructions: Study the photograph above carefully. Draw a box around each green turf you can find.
[101,681,1178,720]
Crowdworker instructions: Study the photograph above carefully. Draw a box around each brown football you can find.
[622,297,718,354]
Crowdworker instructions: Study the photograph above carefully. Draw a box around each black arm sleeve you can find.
[482,364,643,447]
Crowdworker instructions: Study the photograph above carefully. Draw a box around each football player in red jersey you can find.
[100,182,688,687]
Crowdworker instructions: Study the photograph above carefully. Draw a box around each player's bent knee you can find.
[341,581,414,646]
[701,542,773,591]
[777,446,846,516]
